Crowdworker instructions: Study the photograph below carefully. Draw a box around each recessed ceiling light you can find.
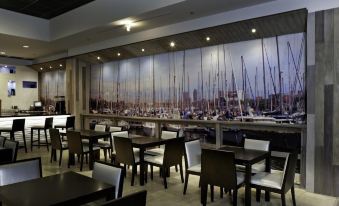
[97,56,101,60]
[170,41,175,47]
[117,52,121,56]
[23,45,29,48]
[141,48,145,52]
[0,51,5,55]
[40,67,43,71]
[206,36,211,41]
[59,64,62,67]
[251,28,256,33]
[4,65,7,68]
[49,66,52,69]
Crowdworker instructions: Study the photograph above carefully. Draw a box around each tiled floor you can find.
[17,147,339,206]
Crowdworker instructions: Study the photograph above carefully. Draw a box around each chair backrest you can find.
[101,190,147,206]
[161,131,177,139]
[95,124,107,132]
[66,116,75,129]
[44,117,54,129]
[49,128,62,150]
[67,131,83,154]
[201,149,237,189]
[163,137,184,167]
[244,138,270,151]
[114,136,135,165]
[12,119,25,131]
[109,126,122,132]
[92,161,124,199]
[0,157,42,186]
[4,139,19,162]
[184,140,201,168]
[111,131,129,152]
[282,152,298,193]
[0,136,6,147]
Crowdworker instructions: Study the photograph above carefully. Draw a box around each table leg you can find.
[265,153,271,201]
[245,164,252,206]
[139,148,145,186]
[89,139,94,170]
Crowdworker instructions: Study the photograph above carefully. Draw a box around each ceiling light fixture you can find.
[170,41,175,47]
[125,24,132,32]
[117,52,121,56]
[0,51,5,55]
[4,65,7,68]
[251,28,256,33]
[49,66,52,69]
[40,67,43,71]
[206,36,211,41]
[141,48,145,52]
[23,45,29,48]
[97,56,101,60]
[59,64,63,67]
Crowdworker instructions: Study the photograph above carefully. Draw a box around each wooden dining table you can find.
[217,145,270,206]
[0,171,115,206]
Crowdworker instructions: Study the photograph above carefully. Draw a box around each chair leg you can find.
[291,186,296,206]
[179,163,184,183]
[124,165,127,177]
[163,167,168,189]
[68,153,71,168]
[175,165,178,172]
[59,150,63,166]
[183,173,189,195]
[131,165,136,186]
[150,164,154,180]
[38,130,40,148]
[220,187,223,198]
[145,164,148,183]
[232,189,238,206]
[80,154,84,171]
[31,129,34,151]
[265,190,270,201]
[22,131,27,153]
[210,185,214,202]
[201,183,208,206]
[104,149,107,162]
[281,193,286,206]
[44,129,49,151]
[50,149,54,163]
[256,189,261,202]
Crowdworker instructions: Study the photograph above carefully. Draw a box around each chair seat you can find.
[96,140,111,148]
[236,161,266,173]
[82,139,89,144]
[144,155,163,165]
[31,125,45,129]
[83,146,100,153]
[251,172,283,189]
[187,164,201,173]
[145,148,164,156]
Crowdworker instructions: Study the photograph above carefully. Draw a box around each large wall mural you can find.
[89,33,305,121]
[40,70,65,109]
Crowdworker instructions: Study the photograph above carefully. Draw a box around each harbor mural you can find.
[40,70,65,110]
[89,33,306,123]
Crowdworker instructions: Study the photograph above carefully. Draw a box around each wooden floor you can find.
[17,146,339,206]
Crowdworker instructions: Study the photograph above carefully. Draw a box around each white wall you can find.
[0,66,39,110]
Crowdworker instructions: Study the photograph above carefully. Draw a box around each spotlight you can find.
[251,28,256,33]
[97,56,101,60]
[170,41,175,47]
[141,48,145,52]
[40,67,43,70]
[117,52,121,56]
[49,66,52,69]
[59,64,62,67]
[23,45,29,48]
[206,36,210,41]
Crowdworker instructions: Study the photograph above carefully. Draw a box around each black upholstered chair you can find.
[251,152,298,206]
[101,190,147,206]
[54,116,75,130]
[31,117,53,151]
[49,128,68,166]
[144,137,184,189]
[4,139,19,162]
[114,136,140,186]
[0,119,27,153]
[0,136,6,147]
[67,131,99,171]
[201,149,244,206]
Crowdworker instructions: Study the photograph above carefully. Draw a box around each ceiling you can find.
[31,8,307,71]
[0,0,94,19]
[0,0,275,60]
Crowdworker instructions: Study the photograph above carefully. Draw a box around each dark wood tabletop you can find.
[0,147,12,164]
[219,145,269,164]
[131,136,168,148]
[67,129,111,139]
[0,171,115,206]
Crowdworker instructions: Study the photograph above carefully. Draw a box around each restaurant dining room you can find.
[0,0,339,205]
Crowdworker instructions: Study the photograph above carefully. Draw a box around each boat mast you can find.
[261,39,267,110]
[276,36,284,113]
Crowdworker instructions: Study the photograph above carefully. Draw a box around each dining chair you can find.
[31,117,53,151]
[4,139,19,162]
[111,131,139,164]
[67,131,100,171]
[114,136,140,186]
[0,136,6,147]
[92,161,124,199]
[144,137,184,189]
[237,138,270,173]
[54,116,75,130]
[0,119,27,153]
[49,128,68,166]
[93,124,112,162]
[0,157,42,186]
[101,190,147,206]
[183,139,201,194]
[145,130,177,156]
[251,152,298,206]
[201,149,244,206]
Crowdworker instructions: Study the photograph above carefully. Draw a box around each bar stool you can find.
[54,116,75,131]
[0,119,27,153]
[31,117,53,151]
